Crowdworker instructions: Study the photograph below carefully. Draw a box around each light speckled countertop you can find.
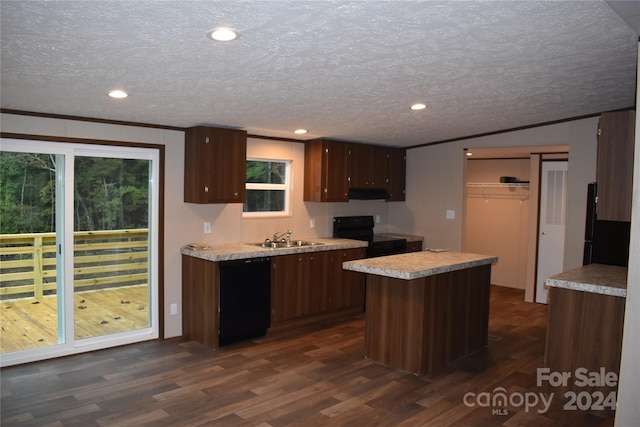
[545,264,628,298]
[342,251,498,280]
[180,238,368,262]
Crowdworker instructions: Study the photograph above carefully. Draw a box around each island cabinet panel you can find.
[544,287,625,398]
[596,110,635,221]
[184,126,247,204]
[365,264,491,375]
[303,139,350,202]
[182,255,219,348]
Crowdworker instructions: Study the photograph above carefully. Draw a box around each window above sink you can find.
[243,158,291,218]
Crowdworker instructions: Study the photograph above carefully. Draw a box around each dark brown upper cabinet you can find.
[304,139,406,203]
[184,126,247,204]
[304,139,350,202]
[596,110,635,221]
[349,143,388,189]
[386,147,407,201]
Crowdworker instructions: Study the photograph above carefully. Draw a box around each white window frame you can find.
[243,158,292,218]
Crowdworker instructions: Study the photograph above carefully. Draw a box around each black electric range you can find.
[333,216,407,258]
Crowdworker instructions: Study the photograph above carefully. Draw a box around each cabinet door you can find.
[350,144,387,188]
[271,255,299,323]
[323,140,350,202]
[272,252,329,322]
[386,148,406,201]
[349,144,368,188]
[207,127,247,203]
[596,111,635,221]
[329,248,366,310]
[308,252,329,315]
[184,126,246,203]
[184,127,212,203]
[271,254,300,323]
[303,139,349,202]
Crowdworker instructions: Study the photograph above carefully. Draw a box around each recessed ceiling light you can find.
[410,103,427,111]
[108,90,128,99]
[294,129,308,135]
[207,27,238,42]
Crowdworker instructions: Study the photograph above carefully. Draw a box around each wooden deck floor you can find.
[0,285,149,354]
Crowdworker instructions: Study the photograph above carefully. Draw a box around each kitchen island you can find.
[343,251,498,375]
[544,264,627,398]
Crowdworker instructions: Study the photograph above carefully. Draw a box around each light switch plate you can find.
[446,209,455,220]
[170,303,178,315]
[310,218,315,229]
[203,221,211,234]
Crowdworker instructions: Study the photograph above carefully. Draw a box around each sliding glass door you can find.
[0,139,159,366]
[0,149,66,353]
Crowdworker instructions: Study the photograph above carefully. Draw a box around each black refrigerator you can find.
[583,182,631,267]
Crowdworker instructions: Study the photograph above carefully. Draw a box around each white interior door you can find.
[535,161,568,304]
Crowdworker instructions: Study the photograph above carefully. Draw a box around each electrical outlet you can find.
[310,218,316,229]
[446,209,455,220]
[375,214,381,223]
[203,221,211,234]
[170,303,178,315]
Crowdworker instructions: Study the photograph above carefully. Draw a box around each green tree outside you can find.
[0,152,149,234]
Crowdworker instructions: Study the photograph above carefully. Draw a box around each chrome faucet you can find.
[273,229,292,245]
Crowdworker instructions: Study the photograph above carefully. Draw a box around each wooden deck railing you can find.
[0,229,148,300]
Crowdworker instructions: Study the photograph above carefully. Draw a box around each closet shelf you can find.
[466,182,530,188]
[466,182,530,201]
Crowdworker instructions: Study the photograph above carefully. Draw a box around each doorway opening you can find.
[462,145,568,302]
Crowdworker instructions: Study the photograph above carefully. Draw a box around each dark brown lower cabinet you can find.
[271,248,366,324]
[271,252,328,323]
[182,255,219,348]
[183,248,367,348]
[328,248,366,311]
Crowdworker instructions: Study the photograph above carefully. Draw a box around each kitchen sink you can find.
[252,240,325,249]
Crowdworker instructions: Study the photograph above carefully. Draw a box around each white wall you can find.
[391,117,599,273]
[0,113,395,338]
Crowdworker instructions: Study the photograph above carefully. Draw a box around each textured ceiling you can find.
[1,1,638,147]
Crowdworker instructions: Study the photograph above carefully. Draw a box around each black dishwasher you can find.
[218,257,271,346]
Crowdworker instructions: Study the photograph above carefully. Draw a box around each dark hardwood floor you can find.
[1,286,615,426]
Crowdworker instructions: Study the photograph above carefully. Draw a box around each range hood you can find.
[348,187,390,200]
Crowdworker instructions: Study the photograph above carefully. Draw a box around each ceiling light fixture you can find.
[466,152,473,157]
[410,103,427,111]
[208,27,238,42]
[294,129,308,135]
[108,89,128,99]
